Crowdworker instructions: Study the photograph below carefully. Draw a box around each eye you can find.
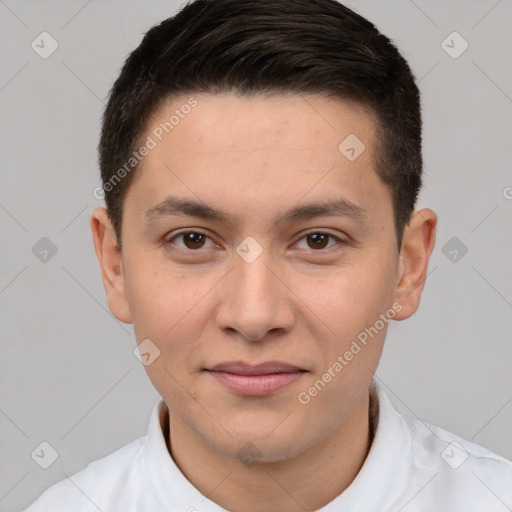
[164,230,218,251]
[163,230,345,253]
[295,232,343,251]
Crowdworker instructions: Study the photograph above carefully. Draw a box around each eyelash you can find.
[163,230,345,253]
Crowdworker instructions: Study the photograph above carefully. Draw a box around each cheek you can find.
[126,264,216,399]
[124,258,213,350]
[298,260,394,336]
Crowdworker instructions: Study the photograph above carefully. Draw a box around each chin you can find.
[229,439,304,466]
[213,424,312,466]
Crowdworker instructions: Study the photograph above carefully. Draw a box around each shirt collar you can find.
[144,401,227,511]
[144,379,413,511]
[322,380,413,510]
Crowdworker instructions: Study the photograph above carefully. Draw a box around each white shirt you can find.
[24,381,512,511]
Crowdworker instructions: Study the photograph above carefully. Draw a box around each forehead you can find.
[147,92,377,157]
[125,92,392,233]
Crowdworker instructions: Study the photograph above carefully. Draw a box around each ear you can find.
[393,208,437,320]
[90,207,133,324]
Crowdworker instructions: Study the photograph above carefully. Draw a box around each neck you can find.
[162,384,378,512]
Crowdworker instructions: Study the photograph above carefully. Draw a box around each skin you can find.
[91,92,436,512]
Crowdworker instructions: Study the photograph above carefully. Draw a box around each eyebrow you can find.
[144,195,367,228]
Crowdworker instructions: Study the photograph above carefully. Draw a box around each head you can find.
[92,0,436,466]
[98,0,423,251]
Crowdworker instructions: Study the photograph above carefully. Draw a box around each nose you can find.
[215,241,295,342]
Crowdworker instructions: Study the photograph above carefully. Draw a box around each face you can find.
[92,92,434,464]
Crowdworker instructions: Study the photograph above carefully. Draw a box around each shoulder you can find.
[403,415,512,510]
[23,436,150,512]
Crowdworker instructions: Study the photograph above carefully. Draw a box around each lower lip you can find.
[206,371,305,395]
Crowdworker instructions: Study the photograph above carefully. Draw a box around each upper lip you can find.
[206,361,305,375]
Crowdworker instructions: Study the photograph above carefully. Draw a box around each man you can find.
[24,0,512,510]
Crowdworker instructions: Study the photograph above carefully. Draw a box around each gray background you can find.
[1,0,511,510]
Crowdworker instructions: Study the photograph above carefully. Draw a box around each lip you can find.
[204,361,307,395]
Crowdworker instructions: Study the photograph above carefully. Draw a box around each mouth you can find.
[203,361,307,396]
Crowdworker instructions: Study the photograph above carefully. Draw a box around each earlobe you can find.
[393,208,437,320]
[90,207,133,324]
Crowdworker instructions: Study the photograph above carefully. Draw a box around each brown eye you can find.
[165,231,215,251]
[182,232,207,249]
[306,233,331,250]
